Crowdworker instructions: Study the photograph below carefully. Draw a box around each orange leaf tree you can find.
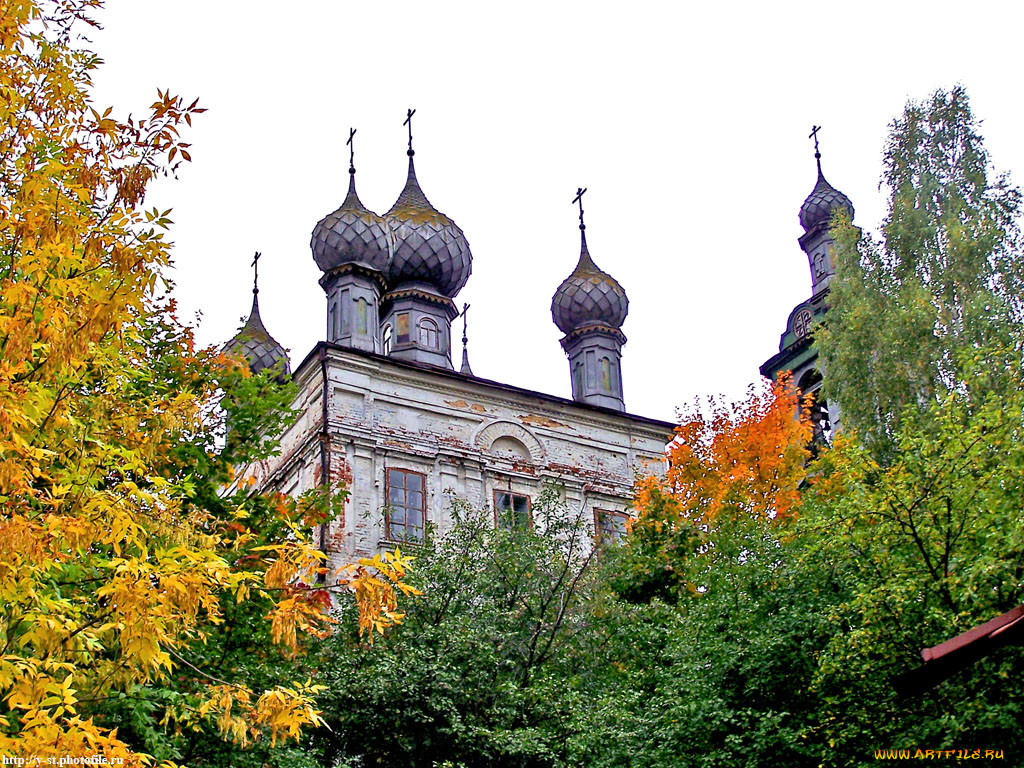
[616,374,812,603]
[0,1,412,760]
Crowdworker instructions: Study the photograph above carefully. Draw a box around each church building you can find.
[226,115,675,569]
[226,117,856,568]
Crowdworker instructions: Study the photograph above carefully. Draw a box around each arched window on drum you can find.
[418,317,440,349]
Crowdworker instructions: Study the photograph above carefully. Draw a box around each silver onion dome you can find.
[224,293,290,379]
[384,154,472,298]
[799,161,854,232]
[551,229,628,335]
[311,171,390,273]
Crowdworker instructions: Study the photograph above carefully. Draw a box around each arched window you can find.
[382,324,393,355]
[418,317,440,349]
[798,369,831,446]
[355,297,368,334]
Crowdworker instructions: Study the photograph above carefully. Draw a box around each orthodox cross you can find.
[461,302,471,347]
[251,251,262,294]
[809,125,822,156]
[347,127,356,171]
[573,187,587,229]
[404,108,416,153]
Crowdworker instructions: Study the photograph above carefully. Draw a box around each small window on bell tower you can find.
[418,318,439,349]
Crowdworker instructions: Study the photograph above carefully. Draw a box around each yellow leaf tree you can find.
[0,1,412,759]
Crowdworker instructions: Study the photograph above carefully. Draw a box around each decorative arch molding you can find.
[473,420,546,463]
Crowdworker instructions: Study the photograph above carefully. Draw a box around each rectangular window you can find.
[494,490,531,530]
[396,312,410,344]
[385,468,426,542]
[595,508,630,545]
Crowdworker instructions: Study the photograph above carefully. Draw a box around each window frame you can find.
[493,489,532,531]
[384,467,427,543]
[418,317,440,349]
[594,508,630,545]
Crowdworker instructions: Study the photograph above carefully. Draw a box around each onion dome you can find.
[799,155,854,232]
[384,152,472,298]
[551,228,628,335]
[311,168,389,273]
[225,260,290,379]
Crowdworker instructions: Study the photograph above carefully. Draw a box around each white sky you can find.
[90,1,1024,423]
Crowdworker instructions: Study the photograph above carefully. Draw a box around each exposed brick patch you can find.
[519,413,570,430]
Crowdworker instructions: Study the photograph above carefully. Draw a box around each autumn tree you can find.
[568,88,1024,767]
[614,373,811,603]
[0,1,412,759]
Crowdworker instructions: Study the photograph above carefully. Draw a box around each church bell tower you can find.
[760,127,856,441]
[551,188,629,412]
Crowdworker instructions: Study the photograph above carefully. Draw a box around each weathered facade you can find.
[228,118,673,566]
[243,343,672,568]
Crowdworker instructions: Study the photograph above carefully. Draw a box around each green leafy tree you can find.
[310,489,604,768]
[818,86,1024,462]
[799,87,1024,760]
[796,374,1024,761]
[578,542,847,768]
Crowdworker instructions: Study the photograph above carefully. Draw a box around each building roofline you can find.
[759,335,815,379]
[292,341,677,433]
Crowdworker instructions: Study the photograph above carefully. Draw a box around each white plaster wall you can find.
[256,347,672,564]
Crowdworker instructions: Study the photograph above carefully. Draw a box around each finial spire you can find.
[573,187,587,230]
[251,251,261,296]
[570,187,598,273]
[809,125,823,174]
[459,302,473,375]
[404,108,416,156]
[347,127,356,174]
